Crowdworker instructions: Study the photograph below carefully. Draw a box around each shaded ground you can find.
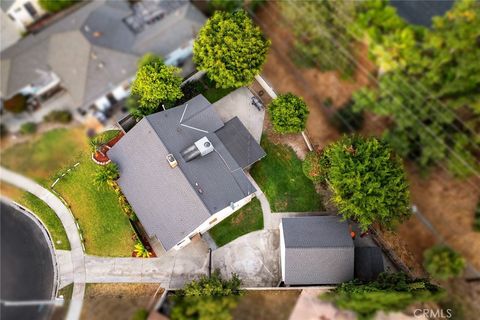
[232,290,301,320]
[80,283,161,320]
[209,198,264,247]
[0,202,54,320]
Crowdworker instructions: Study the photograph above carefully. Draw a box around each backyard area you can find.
[0,182,70,250]
[0,127,136,256]
[209,198,263,247]
[250,136,323,212]
[233,290,301,320]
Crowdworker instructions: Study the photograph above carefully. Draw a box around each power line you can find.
[256,2,480,182]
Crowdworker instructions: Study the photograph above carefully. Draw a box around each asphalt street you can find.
[1,201,55,320]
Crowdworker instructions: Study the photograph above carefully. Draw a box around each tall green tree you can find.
[193,10,270,88]
[171,271,242,320]
[281,0,356,77]
[268,93,309,133]
[322,272,444,320]
[352,0,480,177]
[130,58,183,116]
[320,135,410,231]
[424,245,465,280]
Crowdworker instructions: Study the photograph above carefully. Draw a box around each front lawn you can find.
[1,127,136,256]
[0,127,86,184]
[250,136,323,212]
[209,198,263,247]
[54,154,136,257]
[0,182,70,250]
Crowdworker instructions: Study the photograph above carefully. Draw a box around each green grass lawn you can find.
[209,198,263,247]
[1,127,136,256]
[1,127,86,184]
[203,86,236,103]
[0,182,70,250]
[250,136,323,212]
[54,154,135,257]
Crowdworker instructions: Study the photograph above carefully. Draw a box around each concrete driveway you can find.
[212,230,280,287]
[213,87,265,143]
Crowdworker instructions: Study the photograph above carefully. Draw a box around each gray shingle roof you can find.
[0,0,206,104]
[215,117,266,169]
[390,0,454,27]
[281,216,354,285]
[108,94,264,250]
[354,246,385,282]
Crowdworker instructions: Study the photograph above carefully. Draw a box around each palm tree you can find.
[93,163,119,188]
[134,241,152,258]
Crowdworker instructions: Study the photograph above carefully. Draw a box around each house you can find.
[2,0,46,32]
[280,216,355,286]
[0,0,206,118]
[108,94,266,252]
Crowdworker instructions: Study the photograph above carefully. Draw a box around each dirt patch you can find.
[80,283,162,320]
[232,290,301,320]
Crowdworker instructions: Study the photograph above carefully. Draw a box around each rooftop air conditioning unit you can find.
[181,137,214,162]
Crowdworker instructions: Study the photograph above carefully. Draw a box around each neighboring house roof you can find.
[390,0,454,27]
[354,246,385,282]
[281,216,354,285]
[216,117,266,169]
[0,0,206,104]
[108,94,263,250]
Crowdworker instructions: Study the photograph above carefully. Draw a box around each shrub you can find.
[176,80,205,105]
[330,100,364,133]
[322,272,444,320]
[171,271,242,320]
[320,135,410,231]
[302,151,323,183]
[424,245,465,280]
[39,0,77,13]
[133,241,151,258]
[90,129,120,152]
[43,110,72,124]
[93,163,119,188]
[20,122,37,135]
[4,93,27,113]
[193,10,270,88]
[268,93,309,133]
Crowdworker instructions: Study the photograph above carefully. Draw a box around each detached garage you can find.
[280,216,354,286]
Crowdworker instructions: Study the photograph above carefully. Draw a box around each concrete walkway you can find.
[0,166,85,320]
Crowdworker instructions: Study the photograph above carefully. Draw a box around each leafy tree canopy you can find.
[320,135,410,231]
[171,271,242,320]
[282,0,356,77]
[130,58,183,114]
[322,272,444,320]
[193,10,270,89]
[268,93,309,133]
[352,0,480,177]
[423,245,465,280]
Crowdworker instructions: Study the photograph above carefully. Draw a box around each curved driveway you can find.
[0,166,85,320]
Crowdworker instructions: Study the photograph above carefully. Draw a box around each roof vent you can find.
[166,154,177,168]
[181,137,214,162]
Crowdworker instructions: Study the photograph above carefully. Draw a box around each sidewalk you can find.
[0,166,85,320]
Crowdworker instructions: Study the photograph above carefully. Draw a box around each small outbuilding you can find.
[280,216,354,286]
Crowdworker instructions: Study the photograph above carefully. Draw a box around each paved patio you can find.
[213,87,265,143]
[212,230,280,287]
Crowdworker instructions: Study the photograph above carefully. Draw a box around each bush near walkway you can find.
[268,93,309,134]
[209,198,263,247]
[251,136,323,212]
